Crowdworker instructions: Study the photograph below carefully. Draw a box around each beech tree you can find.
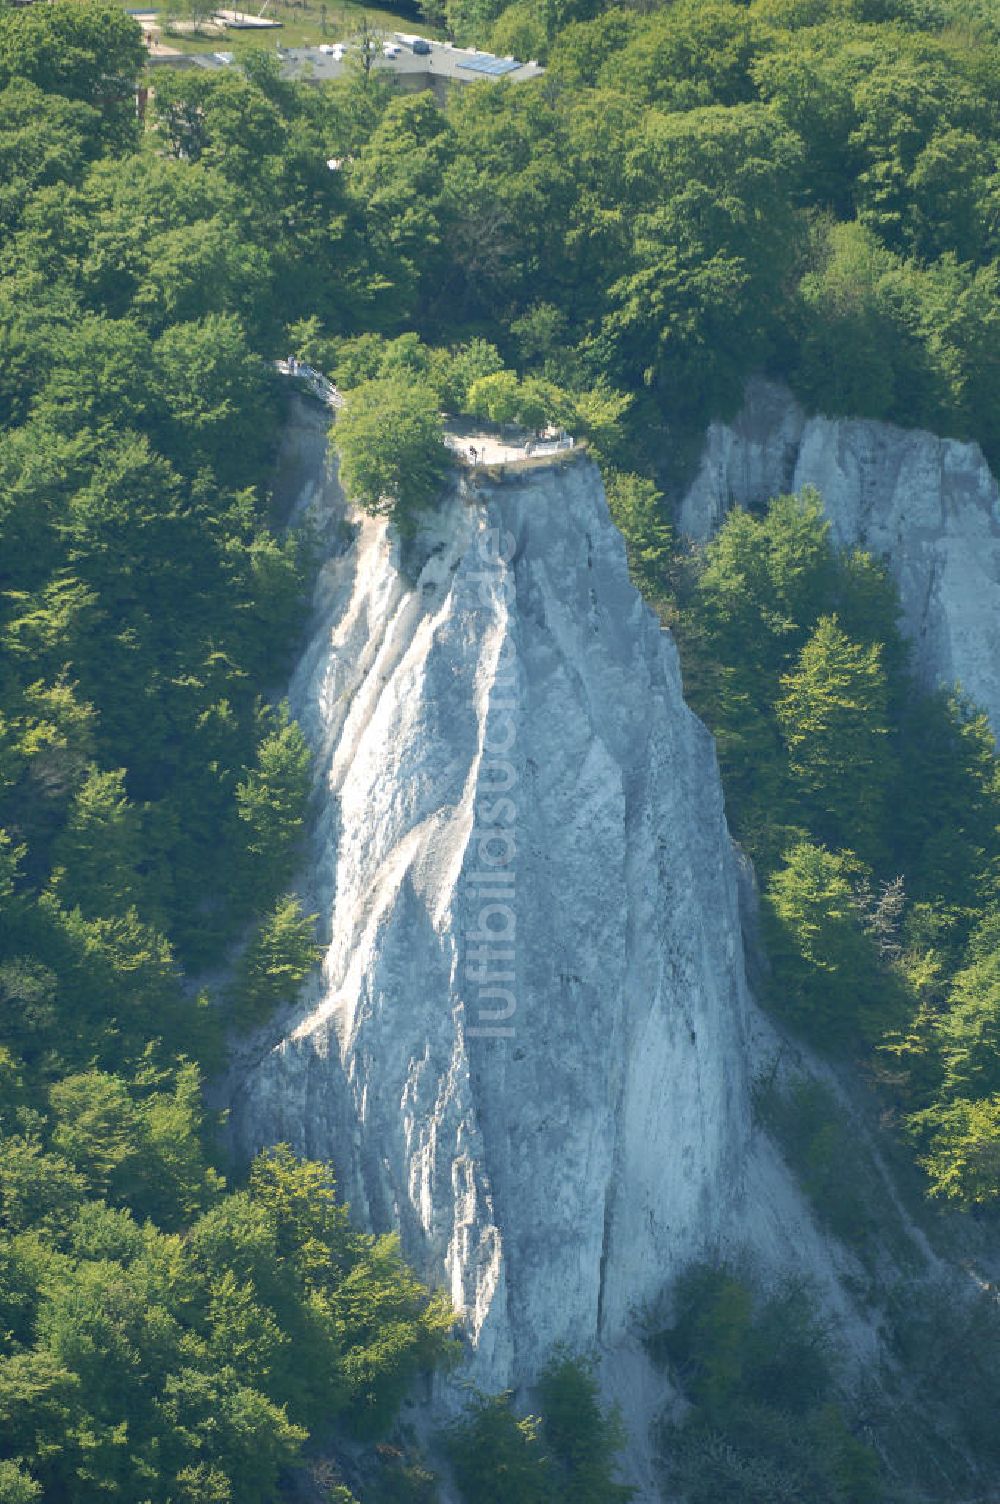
[235,707,311,908]
[333,377,448,532]
[49,768,143,917]
[776,615,891,863]
[606,472,673,597]
[467,370,521,429]
[910,1096,1000,1207]
[446,1394,553,1504]
[763,842,892,1046]
[0,1,144,154]
[231,895,320,1029]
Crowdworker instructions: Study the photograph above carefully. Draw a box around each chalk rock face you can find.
[679,377,1000,730]
[232,458,754,1387]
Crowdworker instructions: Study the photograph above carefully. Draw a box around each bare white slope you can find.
[679,377,1000,731]
[220,431,905,1502]
[232,456,775,1388]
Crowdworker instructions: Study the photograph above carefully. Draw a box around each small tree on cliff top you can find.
[333,376,448,533]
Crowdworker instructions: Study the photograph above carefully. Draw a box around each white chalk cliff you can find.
[679,377,1000,731]
[231,446,794,1408]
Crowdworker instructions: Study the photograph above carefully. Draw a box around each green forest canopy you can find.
[0,3,639,1497]
[2,0,1000,1495]
[671,490,1000,1211]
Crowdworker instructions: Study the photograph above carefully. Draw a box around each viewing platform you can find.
[444,424,582,479]
[276,359,582,481]
[276,358,343,409]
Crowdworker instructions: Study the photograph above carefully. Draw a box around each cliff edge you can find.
[233,457,760,1385]
[679,377,1000,731]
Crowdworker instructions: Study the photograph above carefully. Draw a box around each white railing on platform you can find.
[276,358,343,408]
[277,359,579,465]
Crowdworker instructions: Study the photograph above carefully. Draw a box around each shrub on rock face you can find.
[535,1354,634,1503]
[445,1356,634,1504]
[605,471,674,598]
[762,842,893,1047]
[445,1393,553,1504]
[333,377,449,534]
[231,894,320,1029]
[651,1263,883,1504]
[908,1095,1000,1208]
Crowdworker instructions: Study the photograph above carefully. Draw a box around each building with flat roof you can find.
[277,37,543,101]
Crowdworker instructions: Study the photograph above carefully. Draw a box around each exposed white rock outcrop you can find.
[232,453,770,1395]
[679,377,1000,730]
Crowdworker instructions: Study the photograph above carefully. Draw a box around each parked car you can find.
[383,39,400,56]
[410,36,430,54]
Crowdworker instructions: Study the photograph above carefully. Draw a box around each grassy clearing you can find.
[127,0,438,57]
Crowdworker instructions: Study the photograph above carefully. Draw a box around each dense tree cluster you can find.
[0,1140,455,1503]
[672,492,1000,1208]
[0,8,462,1499]
[650,1264,883,1503]
[444,1355,634,1504]
[108,0,1000,552]
[333,0,1000,479]
[0,7,642,1498]
[147,0,1000,491]
[651,1252,1000,1502]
